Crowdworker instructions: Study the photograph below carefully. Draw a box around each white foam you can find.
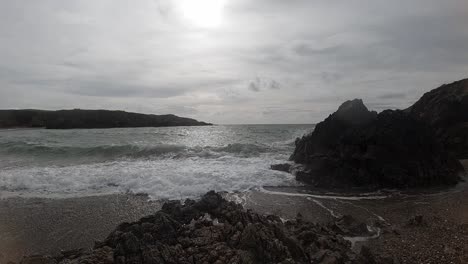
[307,197,342,218]
[259,187,388,200]
[0,155,297,200]
[226,192,250,207]
[344,226,381,249]
[337,200,387,222]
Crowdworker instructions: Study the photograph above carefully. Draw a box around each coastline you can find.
[1,161,467,263]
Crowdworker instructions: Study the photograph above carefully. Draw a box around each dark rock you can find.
[333,99,378,126]
[270,163,292,173]
[290,99,464,189]
[58,248,90,260]
[26,191,380,264]
[291,99,377,164]
[331,215,372,237]
[408,78,468,159]
[407,215,426,227]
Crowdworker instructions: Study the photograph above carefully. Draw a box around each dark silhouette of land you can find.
[0,109,211,129]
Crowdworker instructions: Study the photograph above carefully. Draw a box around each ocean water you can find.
[0,125,313,199]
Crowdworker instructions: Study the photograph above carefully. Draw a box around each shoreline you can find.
[1,161,467,263]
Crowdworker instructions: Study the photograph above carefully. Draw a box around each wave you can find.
[212,143,271,155]
[0,157,298,200]
[0,141,275,161]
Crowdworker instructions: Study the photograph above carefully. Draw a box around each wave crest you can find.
[0,141,274,160]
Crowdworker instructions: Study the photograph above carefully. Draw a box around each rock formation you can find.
[408,78,468,159]
[19,191,380,264]
[287,99,464,189]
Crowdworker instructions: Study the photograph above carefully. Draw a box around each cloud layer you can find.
[1,0,467,124]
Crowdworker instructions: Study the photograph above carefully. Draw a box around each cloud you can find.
[320,72,342,84]
[378,92,407,100]
[248,77,281,92]
[1,0,468,124]
[293,44,341,56]
[269,80,280,90]
[248,80,261,92]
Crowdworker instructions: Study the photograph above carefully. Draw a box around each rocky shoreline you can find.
[18,191,388,264]
[230,173,468,264]
[285,99,464,189]
[272,78,468,190]
[3,164,466,263]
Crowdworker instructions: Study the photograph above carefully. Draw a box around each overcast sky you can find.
[1,0,467,124]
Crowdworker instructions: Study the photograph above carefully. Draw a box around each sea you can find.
[0,125,313,199]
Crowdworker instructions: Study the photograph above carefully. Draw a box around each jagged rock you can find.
[23,191,380,264]
[290,99,377,164]
[290,99,464,189]
[270,163,292,173]
[408,78,468,159]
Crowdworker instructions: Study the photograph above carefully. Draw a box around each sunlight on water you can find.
[0,125,313,199]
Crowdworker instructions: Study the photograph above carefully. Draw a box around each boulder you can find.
[290,99,464,189]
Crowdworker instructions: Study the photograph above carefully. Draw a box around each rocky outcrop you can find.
[0,109,211,129]
[20,191,379,264]
[290,99,377,164]
[289,99,464,189]
[408,78,468,159]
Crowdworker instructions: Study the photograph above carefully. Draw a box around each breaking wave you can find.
[0,125,314,199]
[0,142,273,161]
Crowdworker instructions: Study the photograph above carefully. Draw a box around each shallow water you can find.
[0,125,312,199]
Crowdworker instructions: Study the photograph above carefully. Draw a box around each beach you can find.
[0,194,161,263]
[1,160,467,263]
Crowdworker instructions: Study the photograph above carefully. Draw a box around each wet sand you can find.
[1,160,467,263]
[0,194,161,263]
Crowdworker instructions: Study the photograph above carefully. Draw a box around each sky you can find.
[1,0,468,124]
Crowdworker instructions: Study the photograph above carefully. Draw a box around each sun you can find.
[179,0,226,28]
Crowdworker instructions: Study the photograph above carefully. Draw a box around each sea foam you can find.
[0,125,313,199]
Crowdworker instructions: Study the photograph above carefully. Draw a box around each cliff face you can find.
[290,100,464,189]
[0,109,211,129]
[408,79,468,159]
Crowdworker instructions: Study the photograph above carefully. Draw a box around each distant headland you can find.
[0,109,212,129]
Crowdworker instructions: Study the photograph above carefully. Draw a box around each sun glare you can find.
[179,0,226,28]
